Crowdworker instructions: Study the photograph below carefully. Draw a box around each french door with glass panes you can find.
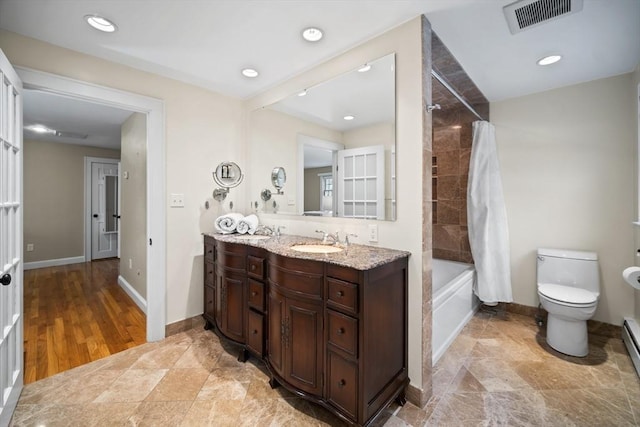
[337,145,385,220]
[0,48,23,427]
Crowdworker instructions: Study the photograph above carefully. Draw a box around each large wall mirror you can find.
[247,53,396,221]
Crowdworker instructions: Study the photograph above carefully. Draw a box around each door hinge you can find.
[149,238,152,246]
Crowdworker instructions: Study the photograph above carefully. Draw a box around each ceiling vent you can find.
[503,0,583,34]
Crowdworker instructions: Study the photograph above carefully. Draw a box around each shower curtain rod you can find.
[431,70,484,122]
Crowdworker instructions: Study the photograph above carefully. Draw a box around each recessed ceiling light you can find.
[84,14,117,33]
[302,27,323,42]
[343,115,355,121]
[241,68,259,78]
[537,55,562,66]
[358,64,371,73]
[298,90,307,97]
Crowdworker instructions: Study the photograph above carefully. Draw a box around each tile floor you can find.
[9,310,640,426]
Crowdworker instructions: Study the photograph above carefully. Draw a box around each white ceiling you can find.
[22,90,132,149]
[2,0,639,149]
[1,0,638,103]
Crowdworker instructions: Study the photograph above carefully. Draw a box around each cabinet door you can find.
[285,298,323,396]
[268,288,285,376]
[220,270,246,343]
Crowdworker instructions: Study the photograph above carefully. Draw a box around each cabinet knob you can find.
[338,379,346,388]
[337,327,345,335]
[252,329,258,335]
[336,291,344,297]
[251,291,258,297]
[251,265,256,271]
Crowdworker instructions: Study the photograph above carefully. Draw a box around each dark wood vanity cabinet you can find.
[203,237,268,359]
[268,255,325,396]
[267,252,409,426]
[203,235,409,426]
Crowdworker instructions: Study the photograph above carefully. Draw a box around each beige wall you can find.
[0,29,244,324]
[23,139,120,263]
[492,73,636,325]
[304,166,331,211]
[244,17,425,390]
[120,113,147,298]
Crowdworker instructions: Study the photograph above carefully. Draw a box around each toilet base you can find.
[546,314,589,357]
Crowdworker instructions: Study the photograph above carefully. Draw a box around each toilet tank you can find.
[537,248,600,294]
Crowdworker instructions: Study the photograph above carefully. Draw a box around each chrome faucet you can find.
[256,225,274,236]
[344,233,358,246]
[315,230,339,245]
[275,225,286,237]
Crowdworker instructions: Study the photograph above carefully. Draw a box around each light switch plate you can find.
[170,193,184,207]
[368,224,378,242]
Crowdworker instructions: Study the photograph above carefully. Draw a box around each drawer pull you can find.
[338,379,346,388]
[251,265,256,271]
[337,327,345,335]
[252,329,258,335]
[251,291,258,297]
[336,290,344,297]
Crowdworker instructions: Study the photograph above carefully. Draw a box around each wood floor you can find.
[23,259,146,384]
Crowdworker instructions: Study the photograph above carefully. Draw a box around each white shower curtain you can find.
[467,121,513,303]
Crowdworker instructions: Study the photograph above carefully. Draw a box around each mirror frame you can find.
[213,161,244,189]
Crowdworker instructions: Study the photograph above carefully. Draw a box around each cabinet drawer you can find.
[327,278,358,315]
[327,310,358,358]
[205,261,215,286]
[204,285,215,319]
[204,241,215,262]
[247,310,264,356]
[247,255,265,280]
[269,265,323,298]
[216,242,246,270]
[248,279,265,312]
[327,351,358,421]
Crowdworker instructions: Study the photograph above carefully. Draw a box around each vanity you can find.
[203,232,409,426]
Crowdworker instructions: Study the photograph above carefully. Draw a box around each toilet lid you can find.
[538,283,598,305]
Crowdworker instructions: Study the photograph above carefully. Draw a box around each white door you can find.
[91,161,119,260]
[337,145,385,220]
[0,49,23,427]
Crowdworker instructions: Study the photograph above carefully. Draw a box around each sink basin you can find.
[290,244,344,254]
[232,234,271,240]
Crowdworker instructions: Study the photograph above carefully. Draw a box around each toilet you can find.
[536,248,600,357]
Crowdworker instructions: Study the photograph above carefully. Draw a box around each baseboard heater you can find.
[622,317,640,377]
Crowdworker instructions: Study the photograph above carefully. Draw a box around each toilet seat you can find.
[538,283,598,307]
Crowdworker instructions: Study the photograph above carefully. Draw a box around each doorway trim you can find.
[18,66,166,342]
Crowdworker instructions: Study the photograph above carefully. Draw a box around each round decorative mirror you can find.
[271,166,286,194]
[213,161,244,189]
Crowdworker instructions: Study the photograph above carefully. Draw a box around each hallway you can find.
[23,259,146,383]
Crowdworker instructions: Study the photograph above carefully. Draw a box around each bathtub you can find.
[432,258,480,364]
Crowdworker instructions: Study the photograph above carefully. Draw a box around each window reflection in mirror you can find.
[248,53,396,220]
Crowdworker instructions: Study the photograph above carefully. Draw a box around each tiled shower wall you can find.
[432,109,475,263]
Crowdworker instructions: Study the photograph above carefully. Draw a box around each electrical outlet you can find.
[170,193,185,207]
[26,243,34,252]
[368,224,378,242]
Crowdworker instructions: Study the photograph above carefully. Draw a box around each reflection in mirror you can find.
[105,175,118,233]
[271,167,287,193]
[248,53,396,220]
[213,161,244,188]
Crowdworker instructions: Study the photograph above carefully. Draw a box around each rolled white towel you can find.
[237,214,259,235]
[215,213,244,234]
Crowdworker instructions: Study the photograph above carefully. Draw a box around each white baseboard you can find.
[24,256,85,270]
[118,275,147,314]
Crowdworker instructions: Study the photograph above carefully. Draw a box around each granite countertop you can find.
[204,232,410,271]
